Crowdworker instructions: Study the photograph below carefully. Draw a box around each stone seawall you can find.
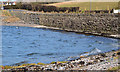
[9,10,120,38]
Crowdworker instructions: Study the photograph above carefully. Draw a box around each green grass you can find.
[48,2,118,10]
[108,66,120,70]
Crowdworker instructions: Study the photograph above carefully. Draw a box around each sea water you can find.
[2,26,120,66]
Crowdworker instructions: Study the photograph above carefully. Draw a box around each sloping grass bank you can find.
[48,2,118,10]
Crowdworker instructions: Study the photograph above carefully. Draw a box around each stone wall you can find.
[10,10,119,37]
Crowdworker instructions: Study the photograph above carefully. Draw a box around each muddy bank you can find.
[8,10,120,38]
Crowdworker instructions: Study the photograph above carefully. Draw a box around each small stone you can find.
[46,69,53,71]
[94,60,98,63]
[78,61,85,65]
[100,53,106,57]
[80,56,84,58]
[96,57,100,59]
[112,53,116,57]
[117,52,120,55]
[86,62,93,66]
[100,60,104,62]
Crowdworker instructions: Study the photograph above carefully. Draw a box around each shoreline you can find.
[1,23,120,39]
[1,16,120,71]
[1,11,120,39]
[2,49,120,71]
[9,9,120,39]
[1,27,120,70]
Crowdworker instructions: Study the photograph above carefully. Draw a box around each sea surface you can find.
[2,26,120,66]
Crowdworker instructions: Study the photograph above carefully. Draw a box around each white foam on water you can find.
[89,48,102,54]
[66,48,102,61]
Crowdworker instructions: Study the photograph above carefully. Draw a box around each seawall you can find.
[9,10,120,38]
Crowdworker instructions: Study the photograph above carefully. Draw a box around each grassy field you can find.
[47,2,118,10]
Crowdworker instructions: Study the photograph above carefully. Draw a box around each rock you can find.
[96,57,100,60]
[112,53,116,57]
[118,62,120,64]
[117,52,120,55]
[78,61,85,65]
[67,62,71,64]
[84,52,89,53]
[100,60,104,62]
[80,56,84,58]
[72,62,77,67]
[86,62,93,66]
[46,69,53,71]
[58,66,65,70]
[100,53,106,57]
[94,60,99,63]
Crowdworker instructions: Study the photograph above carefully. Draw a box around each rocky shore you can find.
[2,49,120,71]
[1,14,120,71]
[1,15,120,39]
[9,10,120,39]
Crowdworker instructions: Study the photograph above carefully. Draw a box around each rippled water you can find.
[2,26,120,66]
